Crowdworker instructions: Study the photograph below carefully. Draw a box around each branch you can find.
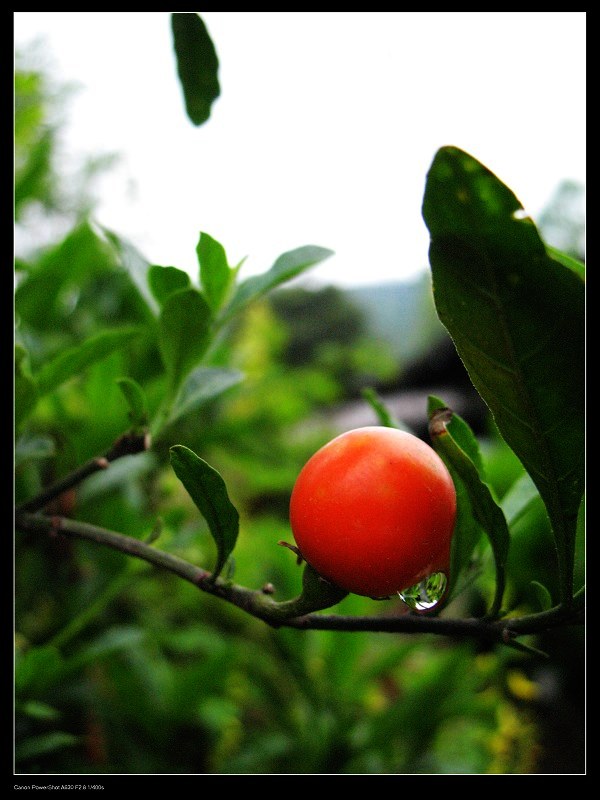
[15,511,583,648]
[16,431,151,514]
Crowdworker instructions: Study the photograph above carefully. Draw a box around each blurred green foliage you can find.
[14,25,584,776]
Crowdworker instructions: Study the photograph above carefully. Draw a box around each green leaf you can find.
[427,396,486,604]
[428,401,510,616]
[501,471,540,528]
[530,580,553,611]
[158,288,213,396]
[221,246,334,323]
[170,444,239,579]
[15,434,55,467]
[422,146,584,604]
[18,701,60,721]
[116,377,149,428]
[197,232,234,313]
[148,264,191,306]
[102,226,158,315]
[15,344,38,430]
[15,645,65,696]
[68,625,145,673]
[546,244,585,281]
[36,327,141,397]
[171,12,220,126]
[15,732,79,763]
[428,395,483,475]
[361,387,401,429]
[167,366,244,427]
[15,221,120,328]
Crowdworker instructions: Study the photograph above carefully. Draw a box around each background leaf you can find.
[361,388,402,429]
[148,264,191,306]
[116,377,149,428]
[15,732,79,762]
[170,445,239,579]
[36,327,141,397]
[171,12,220,126]
[158,288,213,397]
[197,231,233,313]
[167,366,244,427]
[15,646,65,696]
[221,246,334,323]
[102,227,159,315]
[422,146,584,604]
[15,434,55,467]
[15,345,38,430]
[15,221,120,329]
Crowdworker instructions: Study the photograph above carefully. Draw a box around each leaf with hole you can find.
[428,398,509,616]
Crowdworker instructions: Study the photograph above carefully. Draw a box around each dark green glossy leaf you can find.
[15,344,38,430]
[167,366,244,427]
[116,377,149,428]
[423,146,584,604]
[428,401,509,616]
[158,288,213,396]
[170,444,239,578]
[36,327,141,397]
[221,246,334,323]
[148,264,191,306]
[197,232,233,313]
[172,13,220,126]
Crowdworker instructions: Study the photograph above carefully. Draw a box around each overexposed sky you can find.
[14,11,586,287]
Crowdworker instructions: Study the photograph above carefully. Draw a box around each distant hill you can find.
[346,272,446,366]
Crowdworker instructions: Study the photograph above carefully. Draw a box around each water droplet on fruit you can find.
[398,572,448,612]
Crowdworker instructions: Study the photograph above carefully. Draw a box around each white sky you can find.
[14,11,586,287]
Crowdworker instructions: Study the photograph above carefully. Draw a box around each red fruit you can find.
[289,426,456,599]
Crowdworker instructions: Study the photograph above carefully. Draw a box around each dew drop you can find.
[398,572,448,612]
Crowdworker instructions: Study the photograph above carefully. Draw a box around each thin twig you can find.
[17,431,151,514]
[15,511,583,647]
